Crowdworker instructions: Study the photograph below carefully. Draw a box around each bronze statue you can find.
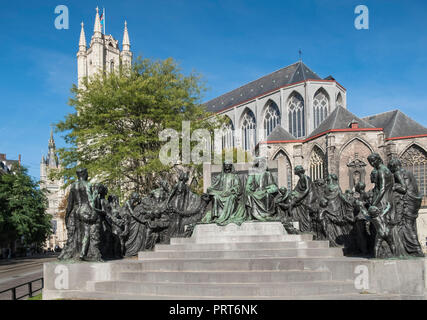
[123,192,144,257]
[245,157,279,221]
[388,158,424,257]
[58,168,103,261]
[201,161,247,225]
[319,174,353,248]
[289,165,316,232]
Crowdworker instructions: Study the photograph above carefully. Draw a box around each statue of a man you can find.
[367,153,395,222]
[201,161,246,225]
[388,158,424,257]
[367,153,407,257]
[58,168,103,261]
[245,157,279,221]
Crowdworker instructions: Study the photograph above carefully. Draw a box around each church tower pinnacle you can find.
[77,9,133,87]
[122,21,130,51]
[79,22,86,51]
[93,6,102,37]
[121,21,132,68]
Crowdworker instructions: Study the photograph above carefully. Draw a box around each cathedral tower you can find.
[77,7,133,88]
[40,129,66,250]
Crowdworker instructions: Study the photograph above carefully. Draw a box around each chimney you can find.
[349,120,359,129]
[18,154,21,166]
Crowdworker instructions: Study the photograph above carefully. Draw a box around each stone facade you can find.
[205,62,427,250]
[40,131,67,250]
[77,7,132,89]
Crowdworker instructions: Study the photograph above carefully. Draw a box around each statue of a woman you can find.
[320,174,354,247]
[289,165,316,232]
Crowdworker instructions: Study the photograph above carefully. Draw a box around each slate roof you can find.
[308,106,375,138]
[266,125,296,142]
[205,61,321,113]
[363,110,427,139]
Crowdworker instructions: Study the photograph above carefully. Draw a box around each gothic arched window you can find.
[400,145,427,206]
[336,92,343,108]
[241,109,256,151]
[110,61,115,73]
[221,117,234,150]
[309,146,326,181]
[274,150,292,190]
[288,92,305,138]
[264,101,281,138]
[313,89,329,129]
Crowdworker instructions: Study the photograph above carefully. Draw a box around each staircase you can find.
[80,222,404,299]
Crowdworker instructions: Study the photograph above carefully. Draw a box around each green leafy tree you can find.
[54,57,221,198]
[0,165,52,251]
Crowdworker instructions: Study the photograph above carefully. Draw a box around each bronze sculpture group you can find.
[59,152,424,261]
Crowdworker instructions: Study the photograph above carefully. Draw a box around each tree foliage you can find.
[54,57,221,198]
[0,166,52,248]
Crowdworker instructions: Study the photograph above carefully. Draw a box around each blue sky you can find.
[1,0,427,179]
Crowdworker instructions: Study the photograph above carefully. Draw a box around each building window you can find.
[273,150,292,190]
[400,145,427,207]
[336,92,343,108]
[221,117,234,150]
[313,89,329,129]
[309,146,325,181]
[110,61,114,73]
[288,93,305,138]
[241,109,256,151]
[264,101,281,138]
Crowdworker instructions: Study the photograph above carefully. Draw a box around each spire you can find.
[48,128,56,150]
[93,7,102,37]
[122,21,130,51]
[47,129,58,168]
[79,22,86,51]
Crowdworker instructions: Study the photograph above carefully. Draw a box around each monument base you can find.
[43,222,427,300]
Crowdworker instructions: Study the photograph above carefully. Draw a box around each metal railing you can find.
[0,278,43,300]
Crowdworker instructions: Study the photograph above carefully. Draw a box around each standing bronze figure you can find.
[58,168,103,261]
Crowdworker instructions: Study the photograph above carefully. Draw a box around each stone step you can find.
[88,280,361,297]
[170,234,313,244]
[111,257,368,281]
[154,240,330,252]
[138,247,343,260]
[43,289,408,300]
[117,270,332,283]
[191,222,287,237]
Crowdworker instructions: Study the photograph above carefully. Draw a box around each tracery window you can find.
[221,117,234,150]
[273,150,292,190]
[400,145,427,206]
[264,101,281,138]
[288,93,305,138]
[241,110,256,151]
[313,89,329,129]
[309,147,326,181]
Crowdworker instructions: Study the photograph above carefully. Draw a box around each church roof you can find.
[205,61,321,113]
[266,125,296,142]
[363,110,427,139]
[308,106,375,138]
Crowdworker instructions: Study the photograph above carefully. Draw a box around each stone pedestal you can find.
[43,222,427,300]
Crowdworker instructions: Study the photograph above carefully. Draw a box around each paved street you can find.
[0,255,58,300]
